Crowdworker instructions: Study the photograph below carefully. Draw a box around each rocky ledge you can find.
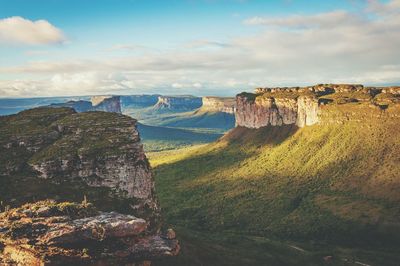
[0,201,179,265]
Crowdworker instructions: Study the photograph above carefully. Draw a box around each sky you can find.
[0,0,399,98]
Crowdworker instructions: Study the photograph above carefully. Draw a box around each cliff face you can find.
[236,84,400,129]
[235,94,318,128]
[153,96,202,111]
[29,112,154,206]
[201,97,236,114]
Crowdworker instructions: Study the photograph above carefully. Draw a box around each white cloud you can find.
[243,11,363,28]
[0,16,66,45]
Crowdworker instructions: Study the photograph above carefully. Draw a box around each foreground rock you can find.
[0,201,179,265]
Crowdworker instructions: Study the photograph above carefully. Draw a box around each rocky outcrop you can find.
[236,84,400,129]
[201,97,236,114]
[0,107,164,228]
[0,201,179,265]
[153,96,202,112]
[0,107,180,264]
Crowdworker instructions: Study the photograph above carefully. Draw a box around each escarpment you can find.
[236,84,400,128]
[0,107,179,264]
[201,97,236,114]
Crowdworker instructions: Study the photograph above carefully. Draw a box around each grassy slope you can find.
[150,118,400,265]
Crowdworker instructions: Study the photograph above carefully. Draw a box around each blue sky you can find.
[0,0,399,97]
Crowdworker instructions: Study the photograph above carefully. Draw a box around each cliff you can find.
[200,97,236,114]
[153,96,202,112]
[236,84,400,128]
[0,107,178,264]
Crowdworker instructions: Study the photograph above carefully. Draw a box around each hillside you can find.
[150,86,400,265]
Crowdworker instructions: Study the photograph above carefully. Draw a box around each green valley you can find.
[149,114,400,265]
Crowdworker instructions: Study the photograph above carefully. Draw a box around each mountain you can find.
[0,107,179,264]
[150,84,400,266]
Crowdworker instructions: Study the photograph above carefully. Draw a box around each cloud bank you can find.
[1,1,400,97]
[0,16,66,45]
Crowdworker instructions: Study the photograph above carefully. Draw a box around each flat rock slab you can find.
[0,201,179,265]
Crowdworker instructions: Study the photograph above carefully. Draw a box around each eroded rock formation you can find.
[236,84,400,129]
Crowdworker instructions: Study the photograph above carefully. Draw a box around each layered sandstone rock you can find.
[201,97,236,114]
[0,201,179,265]
[235,94,318,128]
[236,84,400,129]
